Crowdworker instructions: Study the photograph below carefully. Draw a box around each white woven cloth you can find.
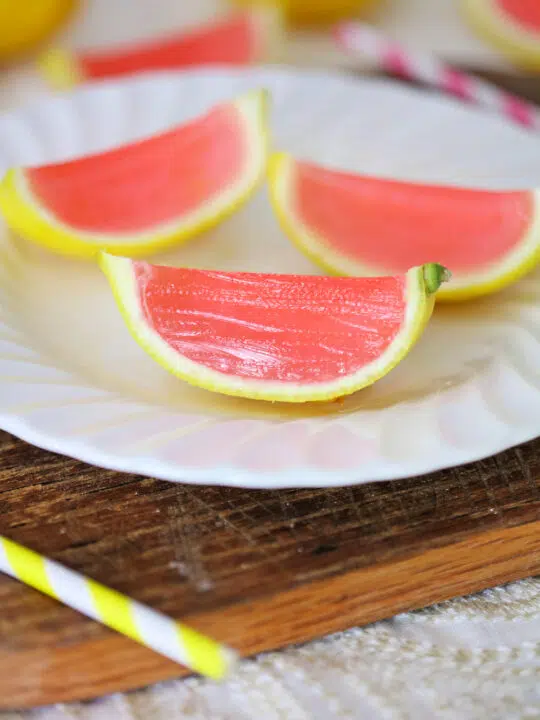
[5,577,539,720]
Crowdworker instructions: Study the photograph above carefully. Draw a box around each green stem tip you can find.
[423,263,452,295]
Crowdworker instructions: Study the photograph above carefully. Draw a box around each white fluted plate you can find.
[0,68,539,488]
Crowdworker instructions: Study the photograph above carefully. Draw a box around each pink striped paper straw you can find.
[335,22,540,133]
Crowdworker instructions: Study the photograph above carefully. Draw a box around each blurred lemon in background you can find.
[232,0,382,27]
[0,0,75,62]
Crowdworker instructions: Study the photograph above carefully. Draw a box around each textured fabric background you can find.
[4,577,539,720]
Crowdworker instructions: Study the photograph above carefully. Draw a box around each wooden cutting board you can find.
[1,431,540,709]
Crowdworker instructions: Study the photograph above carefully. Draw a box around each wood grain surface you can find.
[1,431,540,709]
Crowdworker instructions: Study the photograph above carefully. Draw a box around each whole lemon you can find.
[0,0,75,62]
[233,0,382,26]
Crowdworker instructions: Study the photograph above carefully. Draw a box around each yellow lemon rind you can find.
[100,251,438,403]
[0,90,270,261]
[460,0,540,72]
[268,152,540,303]
[38,46,83,90]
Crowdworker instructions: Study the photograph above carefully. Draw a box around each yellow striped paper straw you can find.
[0,534,236,680]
